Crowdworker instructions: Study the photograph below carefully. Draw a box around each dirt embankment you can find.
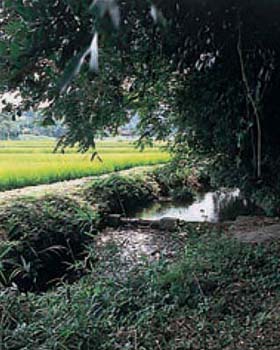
[229,216,280,243]
[0,166,157,205]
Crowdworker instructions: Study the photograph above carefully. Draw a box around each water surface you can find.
[135,189,260,223]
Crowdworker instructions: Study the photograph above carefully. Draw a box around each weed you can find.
[0,195,98,291]
[1,226,279,349]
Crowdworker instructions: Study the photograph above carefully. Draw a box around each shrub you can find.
[84,174,156,216]
[170,187,194,202]
[0,195,98,291]
[153,159,211,199]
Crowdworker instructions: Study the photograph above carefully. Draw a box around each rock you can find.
[230,216,280,243]
[158,197,172,203]
[107,214,122,228]
[139,219,154,227]
[151,220,160,229]
[121,218,140,227]
[159,217,179,231]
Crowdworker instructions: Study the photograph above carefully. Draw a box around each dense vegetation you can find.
[0,167,279,349]
[84,174,156,216]
[1,224,280,349]
[0,140,169,191]
[1,0,280,203]
[0,195,98,291]
[0,170,159,291]
[1,2,280,349]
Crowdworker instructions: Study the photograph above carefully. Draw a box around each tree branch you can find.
[237,22,262,179]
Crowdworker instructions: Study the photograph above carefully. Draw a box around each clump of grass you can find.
[0,195,98,291]
[1,226,279,349]
[84,174,156,217]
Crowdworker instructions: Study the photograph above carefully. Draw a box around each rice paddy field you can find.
[0,139,170,191]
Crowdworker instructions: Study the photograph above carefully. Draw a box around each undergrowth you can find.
[84,174,156,217]
[1,226,279,349]
[0,195,98,291]
[152,158,211,200]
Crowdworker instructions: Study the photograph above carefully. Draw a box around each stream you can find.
[134,189,261,223]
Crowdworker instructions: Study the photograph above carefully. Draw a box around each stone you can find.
[159,217,180,231]
[107,214,122,228]
[230,216,280,243]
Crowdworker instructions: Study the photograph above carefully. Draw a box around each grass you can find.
[1,225,280,349]
[0,140,169,191]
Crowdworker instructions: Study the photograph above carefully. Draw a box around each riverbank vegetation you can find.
[0,166,280,349]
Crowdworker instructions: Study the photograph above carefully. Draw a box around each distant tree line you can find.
[0,112,65,140]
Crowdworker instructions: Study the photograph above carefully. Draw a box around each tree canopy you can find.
[1,0,280,191]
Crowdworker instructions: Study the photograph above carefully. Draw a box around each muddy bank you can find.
[93,226,189,278]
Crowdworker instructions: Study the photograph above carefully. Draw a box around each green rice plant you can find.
[0,140,170,191]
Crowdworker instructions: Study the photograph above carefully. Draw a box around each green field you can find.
[0,140,170,191]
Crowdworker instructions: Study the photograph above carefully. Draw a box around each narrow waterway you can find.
[135,189,261,223]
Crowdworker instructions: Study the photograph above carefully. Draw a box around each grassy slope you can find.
[0,140,169,191]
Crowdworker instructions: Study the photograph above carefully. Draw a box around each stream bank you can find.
[0,164,279,293]
[1,165,280,349]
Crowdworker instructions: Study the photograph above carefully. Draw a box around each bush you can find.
[0,195,98,291]
[153,159,211,199]
[170,187,194,202]
[84,174,156,216]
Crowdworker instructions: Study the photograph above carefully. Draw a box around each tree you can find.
[0,113,19,139]
[1,1,280,191]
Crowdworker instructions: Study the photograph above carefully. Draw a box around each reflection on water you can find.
[135,189,260,223]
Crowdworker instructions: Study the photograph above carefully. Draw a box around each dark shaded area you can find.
[0,195,98,292]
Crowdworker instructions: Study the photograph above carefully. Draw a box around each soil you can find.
[228,216,280,243]
[92,225,189,278]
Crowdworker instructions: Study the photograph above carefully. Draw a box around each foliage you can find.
[0,140,169,191]
[1,1,280,201]
[1,225,280,349]
[0,0,176,150]
[0,195,98,291]
[153,157,211,198]
[249,186,280,217]
[0,113,19,140]
[84,174,156,216]
[0,111,65,140]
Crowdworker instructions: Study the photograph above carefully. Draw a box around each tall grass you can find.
[0,140,170,191]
